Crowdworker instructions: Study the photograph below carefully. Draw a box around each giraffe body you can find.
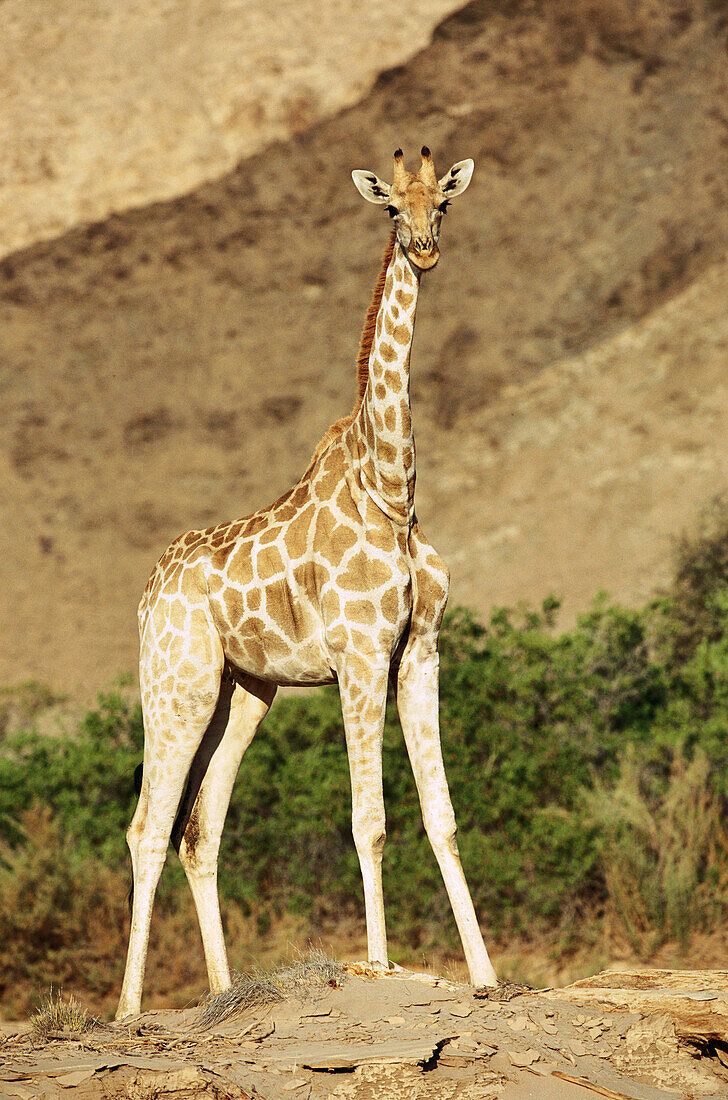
[116,148,498,1020]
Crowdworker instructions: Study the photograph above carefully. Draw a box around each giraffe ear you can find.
[438,159,474,198]
[351,170,392,205]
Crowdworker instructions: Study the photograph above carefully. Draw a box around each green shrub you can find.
[669,495,728,660]
[0,691,142,861]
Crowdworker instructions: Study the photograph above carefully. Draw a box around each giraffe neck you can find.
[346,240,420,525]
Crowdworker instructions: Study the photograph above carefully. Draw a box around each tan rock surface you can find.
[0,0,464,260]
[3,968,727,1097]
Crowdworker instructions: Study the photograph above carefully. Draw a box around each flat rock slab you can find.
[543,968,728,1044]
[295,1037,440,1069]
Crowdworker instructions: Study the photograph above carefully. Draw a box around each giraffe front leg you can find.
[337,656,389,968]
[396,635,498,988]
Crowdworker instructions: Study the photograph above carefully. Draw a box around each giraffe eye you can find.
[385,205,400,219]
[438,200,450,214]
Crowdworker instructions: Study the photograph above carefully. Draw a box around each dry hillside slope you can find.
[2,0,728,695]
[0,0,465,258]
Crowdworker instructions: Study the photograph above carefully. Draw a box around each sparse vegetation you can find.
[4,503,728,1015]
[30,988,94,1039]
[199,971,283,1028]
[198,945,345,1027]
[0,681,65,741]
[586,746,728,956]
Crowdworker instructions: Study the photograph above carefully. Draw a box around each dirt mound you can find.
[3,0,728,695]
[3,967,728,1097]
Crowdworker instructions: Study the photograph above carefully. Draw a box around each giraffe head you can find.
[352,147,474,271]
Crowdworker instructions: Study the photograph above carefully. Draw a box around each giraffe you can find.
[115,145,498,1021]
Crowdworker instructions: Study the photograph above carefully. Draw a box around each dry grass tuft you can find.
[198,945,346,1028]
[198,971,283,1028]
[586,746,728,957]
[30,988,94,1039]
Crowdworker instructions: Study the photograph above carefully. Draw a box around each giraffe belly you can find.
[225,639,336,687]
[209,583,336,687]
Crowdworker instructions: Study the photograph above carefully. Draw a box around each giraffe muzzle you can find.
[408,244,440,271]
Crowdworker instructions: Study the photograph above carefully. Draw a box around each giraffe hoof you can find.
[474,980,531,1001]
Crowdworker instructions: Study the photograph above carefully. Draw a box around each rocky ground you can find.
[2,966,727,1098]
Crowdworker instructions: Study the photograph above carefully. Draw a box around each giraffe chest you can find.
[321,532,413,662]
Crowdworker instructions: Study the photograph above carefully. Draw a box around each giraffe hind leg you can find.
[116,625,225,1020]
[126,762,146,912]
[172,671,276,995]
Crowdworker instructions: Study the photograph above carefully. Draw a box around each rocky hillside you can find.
[0,0,463,259]
[2,0,728,694]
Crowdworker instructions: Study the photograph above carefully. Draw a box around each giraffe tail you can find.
[133,761,144,796]
[126,762,144,912]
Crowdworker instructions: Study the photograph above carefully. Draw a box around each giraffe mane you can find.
[353,227,397,408]
[304,229,397,470]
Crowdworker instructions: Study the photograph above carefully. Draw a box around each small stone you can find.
[490,1051,512,1075]
[509,1049,539,1067]
[55,1070,95,1087]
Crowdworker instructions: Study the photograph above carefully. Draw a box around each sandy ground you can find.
[3,2,728,696]
[0,0,464,260]
[2,966,728,1098]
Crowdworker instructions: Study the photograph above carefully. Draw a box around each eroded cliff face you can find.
[0,0,464,259]
[3,1,728,695]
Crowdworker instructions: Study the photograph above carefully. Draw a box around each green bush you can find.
[669,495,728,660]
[0,691,142,861]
